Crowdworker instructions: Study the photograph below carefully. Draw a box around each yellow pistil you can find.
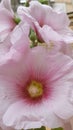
[27,80,43,98]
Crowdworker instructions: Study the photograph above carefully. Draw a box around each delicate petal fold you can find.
[3,100,63,129]
[10,22,30,52]
[36,24,63,43]
[18,1,70,30]
[0,0,14,14]
[0,0,16,42]
[29,1,70,30]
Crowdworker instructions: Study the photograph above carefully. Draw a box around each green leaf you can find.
[51,127,63,130]
[38,0,49,5]
[34,126,46,130]
[28,126,46,130]
[24,1,29,7]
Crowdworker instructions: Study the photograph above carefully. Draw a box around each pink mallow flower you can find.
[0,22,30,130]
[0,45,73,129]
[0,0,17,42]
[17,1,73,44]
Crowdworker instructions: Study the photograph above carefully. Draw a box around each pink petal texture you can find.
[10,22,30,52]
[0,0,14,14]
[17,1,73,46]
[0,0,16,42]
[17,1,69,29]
[0,22,30,61]
[28,1,69,30]
[0,1,73,129]
[0,46,72,129]
[35,24,62,43]
[0,21,30,129]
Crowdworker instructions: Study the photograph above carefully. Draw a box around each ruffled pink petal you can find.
[0,0,14,14]
[58,28,73,43]
[52,81,73,119]
[29,1,70,30]
[0,9,16,42]
[0,78,24,129]
[3,100,43,129]
[29,1,47,26]
[44,8,70,31]
[3,99,63,129]
[10,22,30,53]
[31,46,73,80]
[0,0,16,42]
[17,5,36,30]
[0,37,11,57]
[35,24,63,43]
[0,22,30,59]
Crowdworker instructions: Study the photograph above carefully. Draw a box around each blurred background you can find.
[0,0,73,13]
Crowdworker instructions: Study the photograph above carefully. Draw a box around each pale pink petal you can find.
[0,0,16,42]
[29,1,70,30]
[58,28,73,43]
[35,24,63,43]
[29,1,47,26]
[31,46,73,81]
[0,36,11,57]
[18,1,71,47]
[44,9,70,31]
[0,9,16,42]
[10,22,30,53]
[0,79,23,129]
[0,0,14,14]
[17,5,36,30]
[52,81,73,119]
[3,100,63,129]
[0,22,30,58]
[0,9,15,31]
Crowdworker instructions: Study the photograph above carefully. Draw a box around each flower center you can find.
[27,80,43,98]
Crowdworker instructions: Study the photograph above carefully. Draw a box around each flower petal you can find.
[10,22,30,53]
[0,0,14,14]
[35,24,63,43]
[0,9,16,42]
[29,1,70,30]
[3,99,63,129]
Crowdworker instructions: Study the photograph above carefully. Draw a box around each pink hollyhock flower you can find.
[0,0,17,42]
[0,22,30,130]
[17,1,73,44]
[0,45,72,129]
